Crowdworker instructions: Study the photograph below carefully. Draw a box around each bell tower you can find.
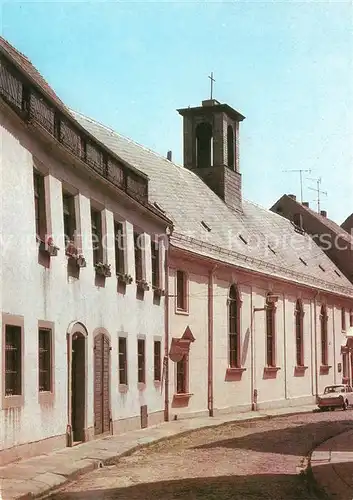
[177,98,245,212]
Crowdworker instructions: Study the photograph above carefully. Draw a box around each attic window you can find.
[239,234,248,245]
[268,245,276,255]
[201,220,211,232]
[299,257,307,266]
[334,270,341,277]
[319,264,325,272]
[154,202,165,213]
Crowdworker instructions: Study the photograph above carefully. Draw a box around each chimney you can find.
[288,194,297,201]
[167,150,172,161]
[320,210,327,218]
[302,202,309,208]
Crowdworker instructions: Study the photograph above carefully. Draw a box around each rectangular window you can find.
[5,325,22,396]
[154,340,161,381]
[151,240,160,288]
[350,310,353,328]
[176,270,187,311]
[266,306,275,367]
[62,192,76,244]
[91,208,103,265]
[176,356,188,394]
[33,170,46,241]
[137,339,145,384]
[114,222,125,275]
[342,308,346,331]
[118,337,128,385]
[134,232,143,281]
[38,328,52,392]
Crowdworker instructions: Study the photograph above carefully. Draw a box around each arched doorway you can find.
[67,322,87,445]
[93,330,111,435]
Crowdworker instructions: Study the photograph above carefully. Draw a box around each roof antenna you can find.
[307,176,327,213]
[282,169,311,203]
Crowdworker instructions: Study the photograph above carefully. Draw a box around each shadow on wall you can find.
[193,419,353,456]
[48,472,323,500]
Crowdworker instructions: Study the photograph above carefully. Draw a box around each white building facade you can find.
[0,40,170,465]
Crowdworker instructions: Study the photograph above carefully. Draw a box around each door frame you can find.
[93,328,112,436]
[66,321,88,446]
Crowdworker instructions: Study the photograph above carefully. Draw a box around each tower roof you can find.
[177,100,246,122]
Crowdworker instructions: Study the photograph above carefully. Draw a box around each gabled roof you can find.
[72,110,353,297]
[342,214,353,234]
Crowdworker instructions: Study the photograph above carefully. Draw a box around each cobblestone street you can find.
[50,411,353,500]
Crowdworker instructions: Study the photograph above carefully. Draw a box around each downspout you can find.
[332,305,336,384]
[208,267,215,417]
[283,293,288,400]
[313,291,319,398]
[164,238,170,422]
[250,287,256,411]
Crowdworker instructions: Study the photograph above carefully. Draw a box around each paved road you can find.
[51,410,353,500]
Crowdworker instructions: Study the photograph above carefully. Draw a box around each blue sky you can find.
[1,0,352,224]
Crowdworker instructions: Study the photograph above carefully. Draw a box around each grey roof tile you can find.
[72,110,353,297]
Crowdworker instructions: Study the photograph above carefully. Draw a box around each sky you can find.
[1,0,352,224]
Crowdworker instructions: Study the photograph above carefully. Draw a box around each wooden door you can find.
[94,333,111,435]
[71,335,85,442]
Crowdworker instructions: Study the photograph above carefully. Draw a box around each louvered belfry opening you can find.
[94,333,111,436]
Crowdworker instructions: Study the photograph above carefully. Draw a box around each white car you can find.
[317,384,353,411]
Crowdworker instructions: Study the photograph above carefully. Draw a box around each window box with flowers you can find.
[117,272,133,285]
[38,236,59,256]
[136,279,150,292]
[65,241,86,268]
[95,262,111,277]
[153,286,165,297]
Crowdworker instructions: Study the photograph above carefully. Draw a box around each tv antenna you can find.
[282,169,311,203]
[307,176,327,212]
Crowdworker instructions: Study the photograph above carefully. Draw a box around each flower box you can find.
[117,273,133,285]
[95,262,111,277]
[76,255,87,268]
[38,236,59,256]
[153,287,165,297]
[65,241,78,258]
[136,279,150,291]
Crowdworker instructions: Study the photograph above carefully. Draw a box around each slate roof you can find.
[72,110,353,297]
[342,214,353,234]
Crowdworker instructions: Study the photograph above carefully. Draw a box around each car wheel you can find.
[342,399,348,411]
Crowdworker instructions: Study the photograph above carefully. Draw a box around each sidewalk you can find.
[0,404,315,500]
[311,428,353,500]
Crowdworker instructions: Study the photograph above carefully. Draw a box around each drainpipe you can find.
[164,238,170,422]
[283,294,288,400]
[208,267,215,417]
[332,305,336,384]
[313,291,319,398]
[250,287,256,411]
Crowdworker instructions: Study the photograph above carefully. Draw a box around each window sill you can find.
[294,366,308,377]
[175,308,189,316]
[225,367,246,381]
[119,384,129,394]
[137,382,146,391]
[2,394,24,409]
[39,391,54,405]
[320,365,332,375]
[173,393,193,400]
[264,366,281,373]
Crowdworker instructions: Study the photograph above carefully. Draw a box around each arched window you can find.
[228,284,240,368]
[266,295,276,367]
[320,305,328,366]
[227,125,235,170]
[295,300,304,367]
[196,122,213,168]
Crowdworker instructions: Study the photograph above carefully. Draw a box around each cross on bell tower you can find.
[208,72,216,100]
